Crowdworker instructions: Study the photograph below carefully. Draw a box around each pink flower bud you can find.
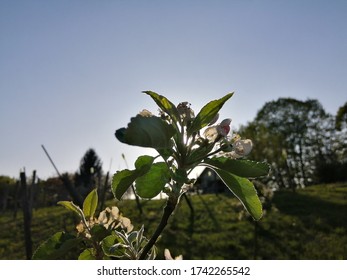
[217,118,231,136]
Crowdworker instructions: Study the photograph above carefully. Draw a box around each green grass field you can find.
[1,183,346,260]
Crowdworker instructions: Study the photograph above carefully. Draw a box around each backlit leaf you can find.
[203,157,270,178]
[210,168,263,220]
[143,91,181,124]
[78,248,96,260]
[134,155,155,172]
[83,188,98,219]
[187,93,233,135]
[136,162,171,198]
[112,156,155,200]
[32,232,81,260]
[57,201,83,219]
[112,169,137,200]
[115,115,176,149]
[101,235,125,258]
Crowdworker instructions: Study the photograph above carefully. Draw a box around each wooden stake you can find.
[20,171,32,260]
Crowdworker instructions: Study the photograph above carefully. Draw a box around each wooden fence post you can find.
[20,171,33,260]
[29,170,36,217]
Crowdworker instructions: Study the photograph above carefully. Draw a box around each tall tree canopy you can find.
[239,98,334,190]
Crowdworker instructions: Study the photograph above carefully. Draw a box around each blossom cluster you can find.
[204,119,253,159]
[175,101,253,159]
[140,100,253,160]
[76,206,133,239]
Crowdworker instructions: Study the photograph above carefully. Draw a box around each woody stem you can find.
[139,193,179,259]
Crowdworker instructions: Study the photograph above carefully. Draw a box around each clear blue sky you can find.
[1,0,346,179]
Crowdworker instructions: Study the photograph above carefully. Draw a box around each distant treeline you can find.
[0,148,113,212]
[1,98,346,211]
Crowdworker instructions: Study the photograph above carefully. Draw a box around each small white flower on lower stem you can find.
[119,216,134,232]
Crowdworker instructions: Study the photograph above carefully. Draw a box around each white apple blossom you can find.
[226,139,253,158]
[203,118,232,142]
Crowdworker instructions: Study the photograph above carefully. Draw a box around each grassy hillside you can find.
[1,183,346,260]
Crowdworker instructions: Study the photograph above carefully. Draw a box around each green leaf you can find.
[57,201,83,219]
[32,232,82,260]
[186,141,215,165]
[143,91,181,124]
[115,115,176,149]
[112,156,155,200]
[90,224,110,243]
[136,162,171,198]
[156,147,174,161]
[115,127,126,143]
[78,248,96,260]
[202,157,270,178]
[187,93,234,135]
[210,168,263,220]
[101,235,125,258]
[112,169,137,200]
[83,188,98,219]
[134,155,155,172]
[172,168,188,185]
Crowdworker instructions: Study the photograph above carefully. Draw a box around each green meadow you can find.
[1,183,346,260]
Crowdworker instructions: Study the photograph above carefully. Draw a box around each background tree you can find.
[239,122,289,189]
[335,101,347,131]
[74,148,103,197]
[335,102,347,161]
[315,101,347,183]
[239,98,334,190]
